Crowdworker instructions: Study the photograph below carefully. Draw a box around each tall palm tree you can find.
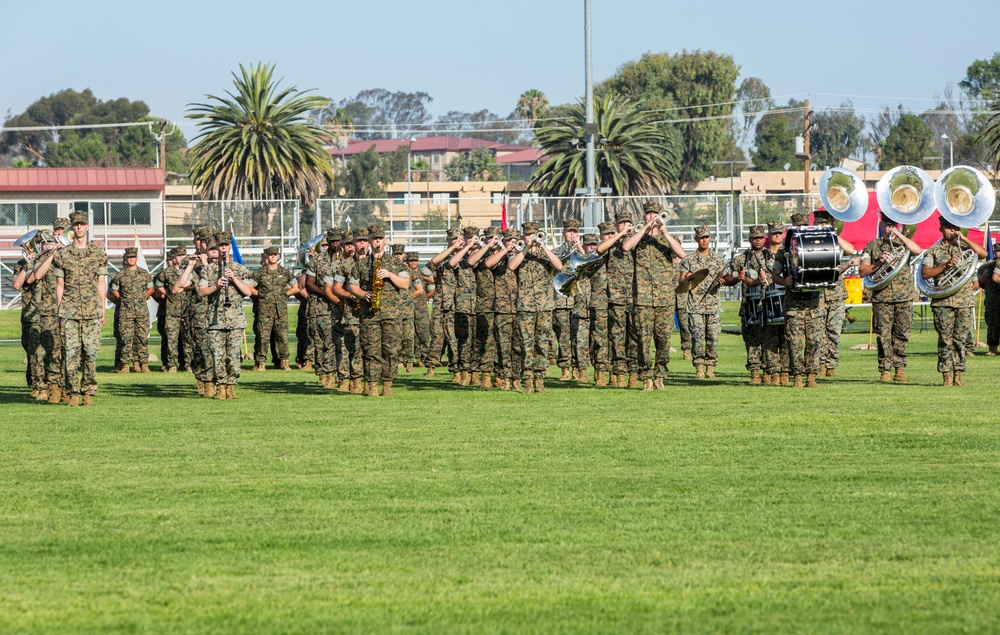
[186,63,335,205]
[530,94,679,196]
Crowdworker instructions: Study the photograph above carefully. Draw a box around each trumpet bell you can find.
[819,168,868,222]
[935,166,995,228]
[876,166,937,225]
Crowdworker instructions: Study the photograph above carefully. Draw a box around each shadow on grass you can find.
[101,382,195,399]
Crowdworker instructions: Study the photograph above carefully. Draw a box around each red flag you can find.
[500,188,508,231]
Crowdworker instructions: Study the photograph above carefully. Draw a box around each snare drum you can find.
[785,226,842,289]
[743,286,764,326]
[763,285,786,325]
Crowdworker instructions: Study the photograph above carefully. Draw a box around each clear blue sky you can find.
[3,0,998,141]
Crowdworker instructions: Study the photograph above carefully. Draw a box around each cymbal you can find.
[676,268,709,294]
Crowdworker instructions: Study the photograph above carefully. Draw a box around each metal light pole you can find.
[583,0,597,228]
[941,134,953,169]
[407,137,415,239]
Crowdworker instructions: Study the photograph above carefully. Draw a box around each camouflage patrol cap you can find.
[367,225,386,239]
[521,221,540,234]
[694,225,711,239]
[614,210,633,223]
[812,209,833,223]
[169,245,187,258]
[748,225,766,239]
[341,231,354,243]
[483,227,501,238]
[446,228,462,240]
[767,220,785,234]
[582,233,599,246]
[598,221,616,235]
[263,246,280,256]
[391,244,406,255]
[215,230,232,246]
[502,228,519,240]
[790,213,810,226]
[353,230,369,242]
[69,211,88,226]
[461,226,478,239]
[193,226,213,240]
[53,217,71,230]
[405,251,420,262]
[326,228,342,242]
[124,247,138,258]
[561,219,582,232]
[642,201,663,214]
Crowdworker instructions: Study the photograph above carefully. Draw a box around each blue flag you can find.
[230,231,244,265]
[987,225,995,261]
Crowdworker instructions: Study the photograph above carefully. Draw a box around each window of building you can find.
[431,192,454,205]
[90,202,152,226]
[432,154,441,165]
[0,203,57,226]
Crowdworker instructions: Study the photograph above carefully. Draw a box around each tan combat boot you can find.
[499,378,510,391]
[793,375,803,388]
[66,394,79,407]
[364,382,379,397]
[534,378,546,394]
[301,360,313,371]
[780,372,790,386]
[458,371,470,387]
[612,373,624,388]
[683,350,692,361]
[469,371,480,386]
[481,374,493,390]
[253,362,265,371]
[560,368,572,381]
[406,363,414,374]
[382,381,393,397]
[82,395,94,406]
[749,370,761,385]
[953,371,964,387]
[706,367,715,379]
[942,372,953,387]
[695,366,705,379]
[425,367,435,378]
[642,378,654,391]
[806,374,818,388]
[35,389,49,402]
[338,378,350,392]
[893,367,907,383]
[203,382,217,398]
[350,378,364,395]
[451,372,461,384]
[31,388,40,399]
[880,370,892,383]
[140,363,151,373]
[513,378,522,392]
[825,368,838,377]
[280,360,292,371]
[653,377,665,390]
[523,378,534,394]
[214,384,228,400]
[988,346,998,357]
[227,384,237,400]
[818,365,826,377]
[627,372,639,389]
[115,365,130,374]
[595,371,607,387]
[763,373,774,386]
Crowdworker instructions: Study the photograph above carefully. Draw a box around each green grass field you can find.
[1,307,998,634]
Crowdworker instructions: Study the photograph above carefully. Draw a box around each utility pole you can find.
[583,0,597,228]
[802,100,810,193]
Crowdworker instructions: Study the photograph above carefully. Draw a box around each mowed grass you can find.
[1,308,999,634]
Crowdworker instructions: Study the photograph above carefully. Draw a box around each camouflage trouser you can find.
[590,308,610,372]
[426,301,440,366]
[339,322,363,380]
[634,305,673,379]
[179,316,193,371]
[872,302,913,371]
[552,308,572,369]
[986,300,1000,347]
[208,329,242,385]
[474,312,496,373]
[688,311,720,368]
[162,315,184,369]
[63,317,101,397]
[39,315,63,387]
[429,308,456,370]
[309,309,334,376]
[454,312,474,372]
[608,305,631,375]
[819,300,845,370]
[571,312,590,372]
[785,301,824,377]
[414,302,431,364]
[22,318,44,389]
[494,313,521,379]
[742,318,764,372]
[762,323,788,375]
[932,306,972,372]
[965,307,976,354]
[193,326,214,382]
[254,309,289,364]
[295,301,311,366]
[360,317,401,383]
[116,314,149,366]
[400,311,415,364]
[677,307,692,354]
[517,311,553,379]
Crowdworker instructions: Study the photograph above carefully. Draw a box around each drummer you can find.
[723,224,772,385]
[764,221,790,386]
[812,210,859,378]
[771,212,824,388]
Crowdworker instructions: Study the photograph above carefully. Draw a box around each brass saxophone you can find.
[370,253,384,314]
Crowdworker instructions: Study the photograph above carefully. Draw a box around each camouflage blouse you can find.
[922,240,975,308]
[861,237,918,303]
[110,267,153,317]
[53,243,108,320]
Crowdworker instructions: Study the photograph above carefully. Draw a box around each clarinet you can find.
[221,249,232,308]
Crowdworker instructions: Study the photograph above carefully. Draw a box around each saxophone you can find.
[370,254,384,314]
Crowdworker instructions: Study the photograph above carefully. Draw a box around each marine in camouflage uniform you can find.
[596,211,637,387]
[763,222,790,384]
[194,231,256,398]
[812,210,859,377]
[345,225,410,397]
[977,254,1000,356]
[509,221,562,393]
[427,229,462,374]
[624,202,684,389]
[406,253,431,369]
[332,233,366,392]
[772,213,825,387]
[304,236,337,385]
[52,212,108,405]
[587,222,615,385]
[485,229,522,390]
[110,247,154,373]
[13,252,42,394]
[570,234,599,381]
[469,229,502,388]
[251,246,298,371]
[724,225,773,384]
[447,227,479,385]
[154,246,191,372]
[551,220,582,380]
[185,227,214,386]
[680,225,724,379]
[26,234,66,402]
[858,214,923,382]
[921,218,988,385]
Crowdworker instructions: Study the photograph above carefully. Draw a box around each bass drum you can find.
[763,285,786,325]
[785,226,842,289]
[743,284,764,327]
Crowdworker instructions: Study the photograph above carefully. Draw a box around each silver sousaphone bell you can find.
[819,168,869,223]
[875,165,937,225]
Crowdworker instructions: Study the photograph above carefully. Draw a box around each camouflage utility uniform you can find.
[923,241,975,373]
[196,261,255,387]
[347,253,409,386]
[110,266,153,369]
[251,264,296,367]
[156,264,191,371]
[514,245,557,381]
[681,250,725,370]
[730,248,773,373]
[53,243,108,399]
[775,249,824,378]
[861,237,918,372]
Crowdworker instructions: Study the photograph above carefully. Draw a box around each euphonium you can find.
[862,243,911,291]
[370,253,384,314]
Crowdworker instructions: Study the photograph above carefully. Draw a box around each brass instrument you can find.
[552,251,606,298]
[862,241,911,291]
[14,230,40,258]
[875,166,937,224]
[515,238,526,250]
[820,168,869,223]
[370,253,384,314]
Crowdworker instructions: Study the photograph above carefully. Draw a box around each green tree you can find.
[809,103,865,170]
[186,62,335,206]
[751,117,801,171]
[435,109,519,143]
[734,77,774,151]
[959,52,1000,102]
[531,94,679,196]
[335,147,389,199]
[335,89,432,140]
[444,146,503,181]
[598,50,739,186]
[879,114,935,169]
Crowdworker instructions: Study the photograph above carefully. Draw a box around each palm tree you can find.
[186,63,335,208]
[530,94,679,196]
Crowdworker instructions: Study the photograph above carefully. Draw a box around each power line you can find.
[1,120,157,133]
